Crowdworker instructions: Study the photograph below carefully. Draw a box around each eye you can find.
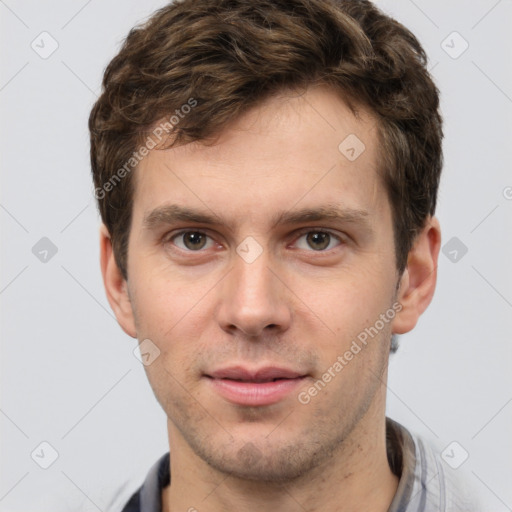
[294,231,341,251]
[171,231,214,251]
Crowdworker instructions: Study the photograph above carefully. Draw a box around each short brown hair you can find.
[89,0,443,280]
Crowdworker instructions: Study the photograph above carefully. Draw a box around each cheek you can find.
[301,269,394,335]
[129,266,212,332]
[129,270,221,378]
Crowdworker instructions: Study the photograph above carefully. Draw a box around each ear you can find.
[99,224,137,338]
[392,216,441,334]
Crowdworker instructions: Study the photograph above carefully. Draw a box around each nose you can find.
[216,251,292,338]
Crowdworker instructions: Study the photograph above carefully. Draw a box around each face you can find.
[106,86,417,482]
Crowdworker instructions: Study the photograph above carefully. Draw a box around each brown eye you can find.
[173,231,212,251]
[295,231,341,251]
[306,232,330,250]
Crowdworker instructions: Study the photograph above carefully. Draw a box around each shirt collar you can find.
[131,418,418,512]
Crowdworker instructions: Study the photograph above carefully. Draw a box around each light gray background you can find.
[1,0,511,510]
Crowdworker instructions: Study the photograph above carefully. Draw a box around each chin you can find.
[192,433,338,483]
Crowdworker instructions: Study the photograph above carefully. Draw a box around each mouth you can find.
[204,366,308,406]
[217,377,297,382]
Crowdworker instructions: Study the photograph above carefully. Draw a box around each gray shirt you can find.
[120,418,480,511]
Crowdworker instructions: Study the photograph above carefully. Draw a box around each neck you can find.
[163,398,398,512]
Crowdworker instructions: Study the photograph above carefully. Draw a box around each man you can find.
[89,0,479,510]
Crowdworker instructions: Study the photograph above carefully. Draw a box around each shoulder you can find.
[120,453,170,512]
[387,418,482,512]
[120,491,141,512]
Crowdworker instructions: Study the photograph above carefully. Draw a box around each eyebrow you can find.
[142,203,371,231]
[272,205,369,228]
[143,205,223,229]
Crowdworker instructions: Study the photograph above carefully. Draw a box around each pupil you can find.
[184,232,205,250]
[307,232,330,250]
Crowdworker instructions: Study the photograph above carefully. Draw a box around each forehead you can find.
[131,85,386,226]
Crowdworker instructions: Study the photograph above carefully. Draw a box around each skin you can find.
[100,85,441,511]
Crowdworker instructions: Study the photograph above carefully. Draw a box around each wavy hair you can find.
[89,0,443,279]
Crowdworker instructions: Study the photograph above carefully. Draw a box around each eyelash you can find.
[164,229,345,254]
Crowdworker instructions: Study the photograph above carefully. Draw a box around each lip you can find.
[205,366,308,406]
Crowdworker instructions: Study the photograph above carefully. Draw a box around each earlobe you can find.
[392,217,441,335]
[99,224,137,338]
